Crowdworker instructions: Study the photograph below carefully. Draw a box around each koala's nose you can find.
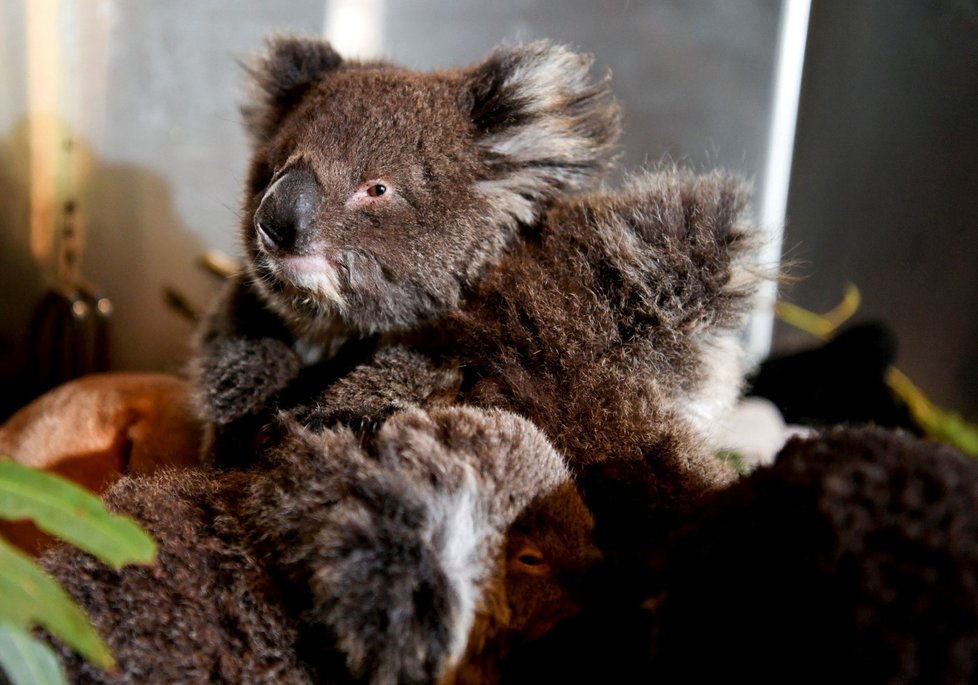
[254,165,320,252]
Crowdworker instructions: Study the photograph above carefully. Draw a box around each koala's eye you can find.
[348,180,393,208]
[511,543,548,575]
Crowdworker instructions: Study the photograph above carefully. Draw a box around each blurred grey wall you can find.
[0,0,782,415]
[0,0,332,410]
[777,0,978,419]
[379,0,781,176]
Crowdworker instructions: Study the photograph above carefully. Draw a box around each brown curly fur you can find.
[40,407,596,685]
[645,427,978,684]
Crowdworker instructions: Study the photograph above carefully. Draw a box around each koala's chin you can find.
[248,251,342,333]
[251,241,450,341]
[275,254,345,303]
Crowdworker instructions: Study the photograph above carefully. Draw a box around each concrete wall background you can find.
[4,1,975,421]
[777,0,978,419]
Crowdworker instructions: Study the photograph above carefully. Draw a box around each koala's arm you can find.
[192,275,302,426]
[243,406,575,684]
[286,346,461,434]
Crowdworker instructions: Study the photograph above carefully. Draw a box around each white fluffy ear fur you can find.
[465,41,622,225]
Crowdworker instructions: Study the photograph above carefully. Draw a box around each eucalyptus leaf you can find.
[0,536,115,670]
[0,622,66,685]
[0,460,155,568]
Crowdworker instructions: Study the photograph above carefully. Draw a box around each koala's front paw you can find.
[278,346,459,435]
[200,338,302,425]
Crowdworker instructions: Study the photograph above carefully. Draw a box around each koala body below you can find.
[502,427,978,685]
[41,406,596,685]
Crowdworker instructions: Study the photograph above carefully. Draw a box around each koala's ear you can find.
[463,42,621,221]
[242,36,343,143]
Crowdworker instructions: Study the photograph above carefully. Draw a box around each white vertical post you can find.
[748,0,813,363]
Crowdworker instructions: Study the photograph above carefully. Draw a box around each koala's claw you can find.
[292,399,409,435]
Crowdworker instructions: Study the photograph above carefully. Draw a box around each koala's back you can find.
[42,470,314,685]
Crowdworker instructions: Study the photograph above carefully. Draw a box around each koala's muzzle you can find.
[254,164,320,253]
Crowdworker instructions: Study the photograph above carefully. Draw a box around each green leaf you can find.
[716,449,751,475]
[0,622,66,685]
[0,537,114,670]
[925,409,978,457]
[0,460,155,568]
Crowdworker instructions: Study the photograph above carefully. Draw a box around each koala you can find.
[193,37,761,536]
[193,36,620,460]
[41,406,597,685]
[184,41,764,679]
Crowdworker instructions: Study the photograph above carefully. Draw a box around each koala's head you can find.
[240,37,620,337]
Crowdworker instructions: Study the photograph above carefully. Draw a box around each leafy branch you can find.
[0,459,156,685]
